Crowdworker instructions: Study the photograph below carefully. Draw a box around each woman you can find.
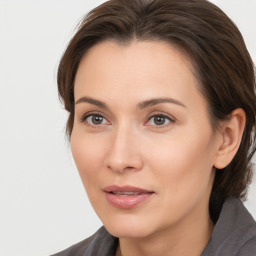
[52,0,256,255]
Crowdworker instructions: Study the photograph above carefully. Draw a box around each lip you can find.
[103,185,154,209]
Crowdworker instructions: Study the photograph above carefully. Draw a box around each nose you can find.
[104,126,144,174]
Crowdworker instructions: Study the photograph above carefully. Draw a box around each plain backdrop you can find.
[0,1,255,255]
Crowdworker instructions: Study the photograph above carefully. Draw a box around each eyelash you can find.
[80,112,109,127]
[145,113,175,127]
[80,112,175,128]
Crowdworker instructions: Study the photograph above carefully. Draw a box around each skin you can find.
[71,40,245,256]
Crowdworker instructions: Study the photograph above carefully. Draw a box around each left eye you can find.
[146,115,173,126]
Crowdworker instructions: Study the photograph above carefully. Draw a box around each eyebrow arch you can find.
[75,96,108,109]
[137,97,187,109]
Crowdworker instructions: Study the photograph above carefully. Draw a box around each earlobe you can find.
[213,108,246,169]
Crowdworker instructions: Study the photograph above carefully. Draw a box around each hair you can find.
[57,0,256,205]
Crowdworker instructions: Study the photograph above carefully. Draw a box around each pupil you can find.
[154,116,165,125]
[92,115,103,124]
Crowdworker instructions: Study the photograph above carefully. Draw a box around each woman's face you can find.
[71,40,219,238]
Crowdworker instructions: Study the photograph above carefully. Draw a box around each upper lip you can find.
[103,185,154,194]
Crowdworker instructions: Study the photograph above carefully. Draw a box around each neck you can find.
[118,204,214,256]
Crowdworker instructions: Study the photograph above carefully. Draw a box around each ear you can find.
[213,108,246,169]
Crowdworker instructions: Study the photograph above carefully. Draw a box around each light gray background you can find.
[0,1,255,255]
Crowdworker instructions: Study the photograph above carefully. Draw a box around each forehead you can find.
[74,40,200,99]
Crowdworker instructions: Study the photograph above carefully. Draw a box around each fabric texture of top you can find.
[51,197,256,256]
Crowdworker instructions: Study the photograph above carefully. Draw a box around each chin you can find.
[102,214,157,238]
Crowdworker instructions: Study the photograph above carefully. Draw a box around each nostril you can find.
[104,151,144,173]
[106,164,137,173]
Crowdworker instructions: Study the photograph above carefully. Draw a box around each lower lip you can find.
[104,192,153,209]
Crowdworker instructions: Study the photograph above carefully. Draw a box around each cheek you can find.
[143,135,215,226]
[70,132,107,189]
[145,130,215,196]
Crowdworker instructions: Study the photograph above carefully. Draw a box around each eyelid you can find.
[80,111,111,125]
[144,112,176,127]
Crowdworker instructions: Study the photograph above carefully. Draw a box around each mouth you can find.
[110,191,143,196]
[103,185,155,209]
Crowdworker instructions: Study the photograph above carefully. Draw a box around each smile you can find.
[103,185,154,209]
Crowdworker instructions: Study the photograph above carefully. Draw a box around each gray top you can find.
[51,197,256,256]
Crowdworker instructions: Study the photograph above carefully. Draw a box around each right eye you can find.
[81,114,110,126]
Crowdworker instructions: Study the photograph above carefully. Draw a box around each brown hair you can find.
[57,0,256,202]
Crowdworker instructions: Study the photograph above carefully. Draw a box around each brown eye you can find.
[146,114,174,127]
[153,116,166,125]
[91,115,104,125]
[82,114,109,126]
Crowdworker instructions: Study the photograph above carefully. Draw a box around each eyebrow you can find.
[75,97,108,109]
[75,96,186,109]
[137,97,187,109]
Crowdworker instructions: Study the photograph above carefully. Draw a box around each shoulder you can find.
[51,234,94,256]
[203,197,256,256]
[238,236,256,255]
[51,226,118,256]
